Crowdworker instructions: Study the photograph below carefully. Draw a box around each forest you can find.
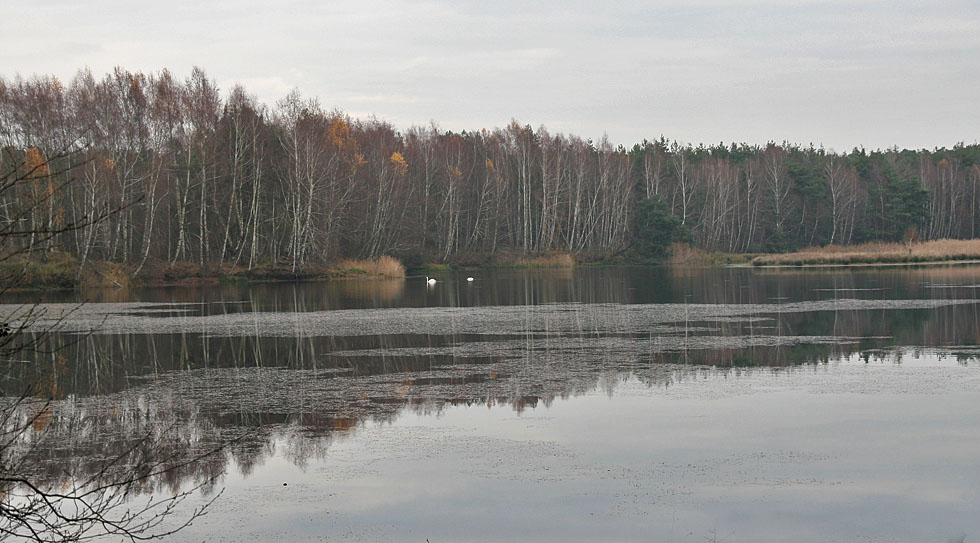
[2,67,979,279]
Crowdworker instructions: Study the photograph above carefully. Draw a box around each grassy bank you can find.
[1,252,134,289]
[664,243,756,266]
[148,256,406,286]
[751,239,980,267]
[4,251,583,291]
[491,253,575,269]
[1,254,407,290]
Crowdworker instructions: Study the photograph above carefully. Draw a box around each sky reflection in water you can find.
[177,356,980,543]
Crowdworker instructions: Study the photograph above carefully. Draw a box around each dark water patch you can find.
[327,335,868,364]
[813,288,886,291]
[8,298,978,338]
[4,298,979,399]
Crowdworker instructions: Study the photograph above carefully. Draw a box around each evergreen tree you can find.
[630,196,688,263]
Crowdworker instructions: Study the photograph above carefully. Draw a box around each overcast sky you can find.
[2,0,977,151]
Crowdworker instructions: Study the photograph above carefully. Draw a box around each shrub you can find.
[1,251,79,289]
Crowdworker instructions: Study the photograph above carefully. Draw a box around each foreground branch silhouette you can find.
[0,148,226,541]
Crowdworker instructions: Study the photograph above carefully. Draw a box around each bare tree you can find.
[6,67,980,268]
[824,155,860,245]
[670,142,696,227]
[763,143,792,244]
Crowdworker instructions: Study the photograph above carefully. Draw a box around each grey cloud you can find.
[1,0,976,150]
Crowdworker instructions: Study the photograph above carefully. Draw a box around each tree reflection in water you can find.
[2,266,980,505]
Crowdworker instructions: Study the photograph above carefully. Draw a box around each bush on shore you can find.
[0,251,133,289]
[0,251,78,289]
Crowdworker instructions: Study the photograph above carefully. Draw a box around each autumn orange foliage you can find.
[22,147,49,178]
[389,152,408,175]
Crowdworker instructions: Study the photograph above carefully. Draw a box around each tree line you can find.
[2,67,979,274]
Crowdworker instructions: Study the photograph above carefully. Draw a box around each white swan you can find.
[426,276,437,285]
[466,277,474,282]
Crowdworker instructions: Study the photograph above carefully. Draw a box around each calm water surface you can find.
[2,266,980,542]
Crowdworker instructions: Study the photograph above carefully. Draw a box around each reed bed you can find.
[505,253,576,268]
[334,256,406,277]
[752,239,980,266]
[665,243,713,266]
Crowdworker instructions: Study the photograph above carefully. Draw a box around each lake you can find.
[2,266,980,542]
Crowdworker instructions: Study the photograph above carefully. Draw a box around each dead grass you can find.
[752,239,980,266]
[492,253,576,268]
[665,243,713,266]
[78,261,133,288]
[662,243,755,266]
[334,256,406,278]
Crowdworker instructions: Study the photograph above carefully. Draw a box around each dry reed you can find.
[507,253,576,268]
[665,243,713,266]
[335,256,406,277]
[752,239,980,266]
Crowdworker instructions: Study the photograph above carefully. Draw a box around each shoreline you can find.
[10,244,980,292]
[749,239,980,268]
[0,253,579,292]
[742,258,980,269]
